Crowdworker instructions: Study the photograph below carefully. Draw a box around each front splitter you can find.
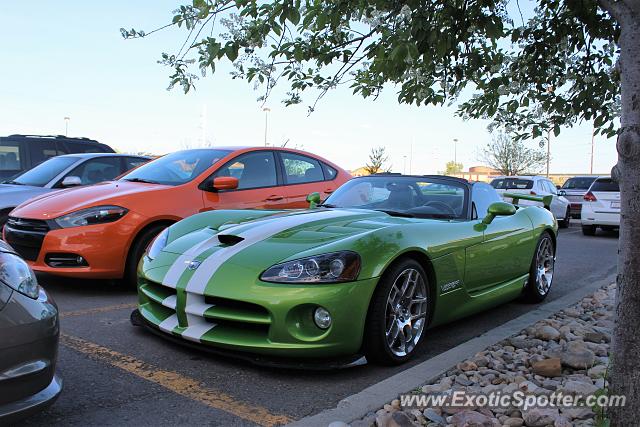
[130,309,367,370]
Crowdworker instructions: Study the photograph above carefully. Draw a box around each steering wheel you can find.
[423,201,456,216]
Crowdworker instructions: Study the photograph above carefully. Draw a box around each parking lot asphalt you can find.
[18,223,618,427]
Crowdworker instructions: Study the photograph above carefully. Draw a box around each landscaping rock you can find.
[450,410,498,427]
[531,358,562,377]
[534,324,561,341]
[521,408,560,427]
[560,341,596,369]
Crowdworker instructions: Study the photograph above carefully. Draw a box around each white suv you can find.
[581,176,620,235]
[490,176,571,227]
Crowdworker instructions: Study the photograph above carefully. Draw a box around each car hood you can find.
[148,208,413,292]
[9,181,165,219]
[0,184,52,210]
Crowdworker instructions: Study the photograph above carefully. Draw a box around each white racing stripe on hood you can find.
[184,210,358,295]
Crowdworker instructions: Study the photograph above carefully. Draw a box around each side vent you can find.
[217,234,245,246]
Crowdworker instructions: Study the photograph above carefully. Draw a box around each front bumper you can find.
[137,266,378,360]
[0,287,61,423]
[3,213,145,279]
[0,375,62,424]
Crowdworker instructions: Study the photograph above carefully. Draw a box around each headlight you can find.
[260,251,361,283]
[55,205,128,228]
[0,252,40,299]
[146,228,169,260]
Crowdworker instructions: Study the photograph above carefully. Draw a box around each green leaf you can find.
[289,8,300,25]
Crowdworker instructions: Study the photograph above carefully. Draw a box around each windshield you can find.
[490,178,533,190]
[120,149,232,186]
[323,176,468,219]
[562,177,597,190]
[6,156,78,187]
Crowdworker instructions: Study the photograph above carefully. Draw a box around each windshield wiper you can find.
[2,180,24,185]
[317,203,338,208]
[122,178,160,184]
[375,209,415,218]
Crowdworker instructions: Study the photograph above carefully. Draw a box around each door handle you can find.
[265,195,284,201]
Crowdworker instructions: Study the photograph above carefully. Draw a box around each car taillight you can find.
[584,192,597,202]
[530,191,537,196]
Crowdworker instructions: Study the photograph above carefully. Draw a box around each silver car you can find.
[0,153,149,226]
[0,239,61,422]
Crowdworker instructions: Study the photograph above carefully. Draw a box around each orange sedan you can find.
[4,147,350,284]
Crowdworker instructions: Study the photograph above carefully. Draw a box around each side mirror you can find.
[558,189,566,196]
[61,176,82,187]
[212,176,239,191]
[482,202,517,225]
[306,192,321,208]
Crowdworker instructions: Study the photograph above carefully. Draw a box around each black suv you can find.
[0,135,115,180]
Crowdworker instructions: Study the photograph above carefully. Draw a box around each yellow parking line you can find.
[60,334,293,426]
[61,303,137,318]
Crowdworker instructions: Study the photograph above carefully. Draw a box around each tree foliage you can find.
[443,160,463,175]
[364,146,390,174]
[480,132,546,176]
[123,0,620,142]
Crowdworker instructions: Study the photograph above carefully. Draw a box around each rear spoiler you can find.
[503,192,553,210]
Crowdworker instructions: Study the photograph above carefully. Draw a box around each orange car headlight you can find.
[54,205,128,228]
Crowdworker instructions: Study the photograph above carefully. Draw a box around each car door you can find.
[202,150,289,210]
[464,183,535,293]
[277,151,337,208]
[541,179,566,219]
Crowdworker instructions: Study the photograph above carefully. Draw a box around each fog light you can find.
[313,307,332,329]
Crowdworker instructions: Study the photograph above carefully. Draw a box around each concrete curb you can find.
[289,272,616,427]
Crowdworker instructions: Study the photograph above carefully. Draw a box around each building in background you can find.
[451,166,601,186]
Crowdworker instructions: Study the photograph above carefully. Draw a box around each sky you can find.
[0,1,617,175]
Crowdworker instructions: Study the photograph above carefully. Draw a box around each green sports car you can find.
[134,175,557,366]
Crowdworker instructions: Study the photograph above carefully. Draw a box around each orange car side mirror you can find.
[212,176,239,191]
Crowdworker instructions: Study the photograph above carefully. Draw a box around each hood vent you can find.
[217,234,245,246]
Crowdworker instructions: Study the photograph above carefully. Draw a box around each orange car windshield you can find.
[120,149,232,186]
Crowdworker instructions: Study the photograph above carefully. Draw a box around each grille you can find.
[6,217,50,232]
[3,217,50,261]
[140,278,272,339]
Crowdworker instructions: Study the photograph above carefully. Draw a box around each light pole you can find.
[64,117,70,136]
[453,138,458,164]
[590,125,595,174]
[263,107,271,146]
[546,129,551,178]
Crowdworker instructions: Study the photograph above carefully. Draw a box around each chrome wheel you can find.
[385,268,428,357]
[535,236,555,295]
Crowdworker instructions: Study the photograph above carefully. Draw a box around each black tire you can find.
[363,258,431,365]
[123,224,168,288]
[582,225,597,236]
[523,232,556,303]
[558,208,570,228]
